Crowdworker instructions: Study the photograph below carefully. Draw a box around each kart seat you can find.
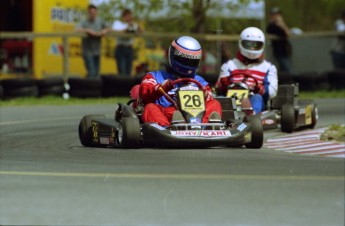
[271,84,298,109]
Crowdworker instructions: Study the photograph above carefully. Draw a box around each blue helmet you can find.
[168,36,202,78]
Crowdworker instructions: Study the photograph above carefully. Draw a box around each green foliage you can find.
[320,124,345,143]
[94,0,345,33]
[96,0,264,34]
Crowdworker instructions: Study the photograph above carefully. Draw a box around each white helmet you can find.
[239,27,265,60]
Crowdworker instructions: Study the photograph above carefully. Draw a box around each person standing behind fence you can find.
[266,7,293,73]
[112,9,141,77]
[75,4,109,78]
[330,10,345,69]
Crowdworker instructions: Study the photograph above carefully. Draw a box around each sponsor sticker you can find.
[170,130,231,137]
[237,123,247,132]
[190,117,201,124]
[100,137,110,145]
[180,85,199,91]
[92,122,98,142]
[262,119,275,125]
[305,104,312,125]
[150,123,166,130]
[244,132,252,142]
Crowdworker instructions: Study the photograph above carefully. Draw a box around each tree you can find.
[95,0,263,34]
[94,0,345,33]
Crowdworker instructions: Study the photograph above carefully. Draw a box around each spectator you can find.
[221,42,231,64]
[216,27,278,114]
[75,4,109,78]
[112,9,141,77]
[330,10,345,69]
[266,7,292,73]
[140,36,222,127]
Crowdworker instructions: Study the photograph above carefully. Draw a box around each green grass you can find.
[0,90,344,107]
[299,90,345,99]
[320,124,345,143]
[0,96,130,107]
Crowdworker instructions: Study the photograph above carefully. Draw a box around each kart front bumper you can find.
[142,123,250,148]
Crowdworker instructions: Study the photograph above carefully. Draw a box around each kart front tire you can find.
[281,104,295,133]
[118,117,141,148]
[78,114,106,147]
[245,115,263,149]
[309,105,318,129]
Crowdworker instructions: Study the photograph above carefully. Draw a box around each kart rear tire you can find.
[78,114,106,147]
[245,115,263,149]
[118,117,141,148]
[281,104,295,133]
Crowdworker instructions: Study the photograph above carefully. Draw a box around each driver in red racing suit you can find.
[140,36,222,127]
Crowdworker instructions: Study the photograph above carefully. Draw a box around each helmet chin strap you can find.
[165,64,179,79]
[237,51,264,65]
[165,64,194,78]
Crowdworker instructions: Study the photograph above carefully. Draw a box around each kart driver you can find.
[216,27,278,114]
[140,36,222,127]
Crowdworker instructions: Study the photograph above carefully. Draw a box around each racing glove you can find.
[154,79,174,93]
[202,87,213,101]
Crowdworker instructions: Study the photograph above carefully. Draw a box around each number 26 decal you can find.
[183,94,202,107]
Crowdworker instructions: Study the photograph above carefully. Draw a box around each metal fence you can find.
[0,31,342,80]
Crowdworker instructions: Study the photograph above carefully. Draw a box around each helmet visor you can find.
[174,54,200,67]
[241,40,264,50]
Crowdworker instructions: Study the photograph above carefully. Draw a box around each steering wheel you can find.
[158,78,204,108]
[171,78,204,90]
[228,72,260,91]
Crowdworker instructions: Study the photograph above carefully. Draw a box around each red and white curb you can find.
[264,128,345,158]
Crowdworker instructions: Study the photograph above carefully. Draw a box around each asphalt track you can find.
[0,98,344,225]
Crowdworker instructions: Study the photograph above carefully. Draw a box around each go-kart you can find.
[78,78,263,149]
[214,74,318,133]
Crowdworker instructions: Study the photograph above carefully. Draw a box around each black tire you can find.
[4,86,39,98]
[118,117,141,148]
[244,115,263,149]
[0,85,3,99]
[39,85,65,96]
[281,104,295,133]
[78,114,106,147]
[69,88,102,98]
[68,77,102,98]
[114,104,122,121]
[1,78,37,88]
[101,75,138,97]
[327,69,345,90]
[37,77,64,88]
[68,77,102,89]
[309,104,318,129]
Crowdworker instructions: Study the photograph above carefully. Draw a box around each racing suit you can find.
[216,51,278,113]
[140,70,222,127]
